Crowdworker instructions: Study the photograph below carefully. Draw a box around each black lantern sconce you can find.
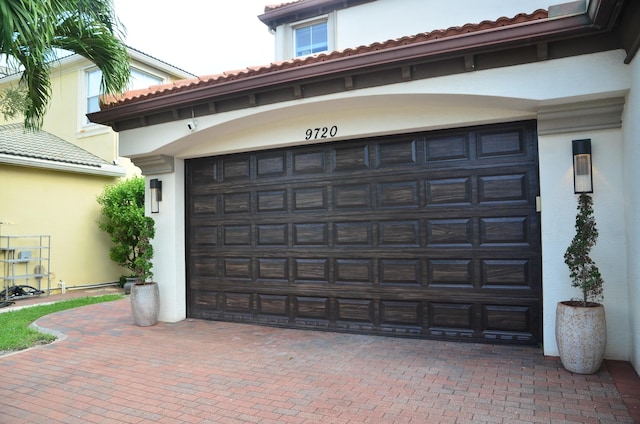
[572,139,593,194]
[150,178,162,213]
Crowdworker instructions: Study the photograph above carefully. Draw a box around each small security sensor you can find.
[187,119,197,131]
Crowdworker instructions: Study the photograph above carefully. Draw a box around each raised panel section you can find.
[295,296,330,320]
[379,221,419,246]
[380,301,421,327]
[426,178,471,206]
[481,217,528,245]
[430,303,473,329]
[479,174,527,202]
[334,184,370,210]
[257,154,285,177]
[257,224,287,246]
[293,150,325,174]
[190,160,218,184]
[257,190,286,212]
[377,181,419,208]
[294,259,329,283]
[257,294,288,317]
[483,305,531,333]
[192,226,217,246]
[426,219,472,246]
[191,257,218,277]
[477,130,524,157]
[223,192,251,214]
[225,292,252,313]
[294,223,328,246]
[335,259,373,285]
[335,222,371,246]
[482,260,529,288]
[224,258,252,279]
[424,135,468,161]
[293,187,327,211]
[333,145,369,171]
[380,259,421,286]
[224,225,251,246]
[428,259,472,287]
[375,139,417,167]
[223,157,250,180]
[191,194,218,215]
[257,258,288,281]
[336,299,374,323]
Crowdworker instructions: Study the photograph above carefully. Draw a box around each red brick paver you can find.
[0,298,637,423]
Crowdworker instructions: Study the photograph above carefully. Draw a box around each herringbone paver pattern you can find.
[0,298,636,423]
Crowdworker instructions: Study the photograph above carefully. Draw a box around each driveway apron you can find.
[0,298,636,423]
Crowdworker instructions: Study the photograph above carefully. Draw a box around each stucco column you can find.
[538,98,629,360]
[138,155,186,323]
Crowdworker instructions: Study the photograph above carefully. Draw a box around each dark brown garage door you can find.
[186,121,541,344]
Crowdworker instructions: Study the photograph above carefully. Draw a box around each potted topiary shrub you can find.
[97,177,159,326]
[556,193,606,374]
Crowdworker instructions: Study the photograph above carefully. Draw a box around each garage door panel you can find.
[257,153,286,177]
[186,121,541,344]
[257,190,287,212]
[425,134,470,162]
[293,150,326,174]
[380,259,422,286]
[427,259,473,287]
[222,157,251,181]
[334,183,372,210]
[477,128,526,158]
[333,144,370,171]
[377,181,420,208]
[375,139,418,167]
[426,177,472,205]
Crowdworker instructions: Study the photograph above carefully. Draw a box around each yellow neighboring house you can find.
[0,48,194,294]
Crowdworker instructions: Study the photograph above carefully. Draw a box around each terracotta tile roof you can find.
[101,9,548,109]
[0,124,110,168]
[264,1,303,12]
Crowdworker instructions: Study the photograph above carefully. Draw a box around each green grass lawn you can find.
[0,294,124,353]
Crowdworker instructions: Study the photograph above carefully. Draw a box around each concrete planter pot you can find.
[130,282,160,327]
[555,301,606,374]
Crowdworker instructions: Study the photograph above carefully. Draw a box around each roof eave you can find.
[88,12,597,127]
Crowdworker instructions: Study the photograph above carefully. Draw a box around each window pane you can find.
[311,22,328,53]
[87,96,100,114]
[87,69,102,97]
[130,68,163,90]
[295,22,327,57]
[295,26,312,57]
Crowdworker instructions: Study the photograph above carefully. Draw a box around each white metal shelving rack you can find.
[0,235,51,302]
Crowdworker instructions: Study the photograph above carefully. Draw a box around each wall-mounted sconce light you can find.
[572,139,593,194]
[150,178,162,213]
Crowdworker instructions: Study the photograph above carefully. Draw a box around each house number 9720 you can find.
[305,126,338,140]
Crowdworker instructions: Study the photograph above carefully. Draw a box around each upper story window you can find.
[86,67,163,117]
[294,20,328,57]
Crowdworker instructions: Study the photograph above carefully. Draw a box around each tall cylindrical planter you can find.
[130,282,160,327]
[555,301,606,374]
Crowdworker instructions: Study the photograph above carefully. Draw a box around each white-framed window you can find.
[85,67,163,122]
[294,20,328,57]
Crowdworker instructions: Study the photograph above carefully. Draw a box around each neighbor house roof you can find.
[0,124,124,176]
[88,0,638,132]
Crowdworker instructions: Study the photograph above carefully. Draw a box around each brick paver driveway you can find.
[0,298,635,423]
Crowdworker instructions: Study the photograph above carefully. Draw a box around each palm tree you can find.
[0,0,130,130]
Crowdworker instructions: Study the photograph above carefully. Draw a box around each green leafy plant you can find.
[97,177,155,283]
[563,193,604,307]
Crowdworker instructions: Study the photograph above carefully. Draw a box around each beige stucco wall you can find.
[0,165,125,290]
